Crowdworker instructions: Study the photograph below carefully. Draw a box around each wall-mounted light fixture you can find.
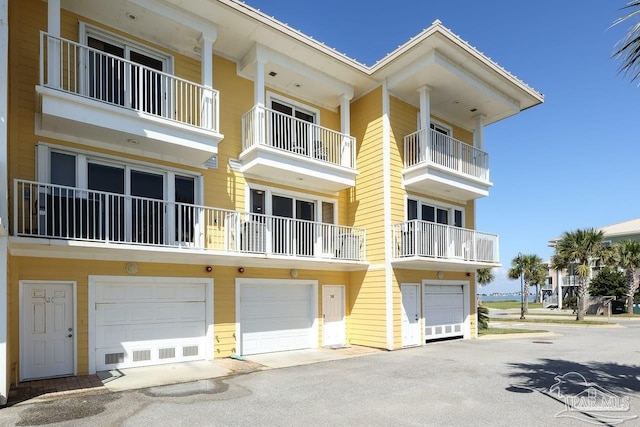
[290,269,298,278]
[238,267,244,273]
[206,266,213,273]
[437,271,444,280]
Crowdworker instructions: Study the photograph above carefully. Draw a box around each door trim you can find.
[235,278,318,356]
[322,285,346,347]
[19,280,77,381]
[87,276,214,374]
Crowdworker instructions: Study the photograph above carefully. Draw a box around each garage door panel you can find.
[94,281,208,371]
[423,285,464,340]
[239,283,314,356]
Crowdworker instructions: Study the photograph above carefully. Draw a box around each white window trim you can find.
[79,22,174,75]
[415,113,453,135]
[38,143,201,204]
[266,91,320,123]
[405,194,465,227]
[245,183,337,224]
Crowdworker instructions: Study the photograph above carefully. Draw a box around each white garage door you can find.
[423,285,464,340]
[239,283,315,356]
[94,281,208,371]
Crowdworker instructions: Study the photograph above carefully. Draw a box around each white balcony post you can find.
[0,0,6,400]
[47,0,61,87]
[417,85,431,162]
[254,59,265,145]
[199,31,216,130]
[473,113,486,179]
[340,94,352,168]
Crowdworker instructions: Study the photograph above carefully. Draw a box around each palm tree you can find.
[551,228,608,320]
[476,268,495,288]
[613,0,640,83]
[507,254,546,315]
[614,240,640,314]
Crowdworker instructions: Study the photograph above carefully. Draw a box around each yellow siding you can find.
[8,258,351,374]
[347,270,387,348]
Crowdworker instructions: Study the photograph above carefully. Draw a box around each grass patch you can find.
[481,301,543,310]
[490,317,610,325]
[479,327,547,336]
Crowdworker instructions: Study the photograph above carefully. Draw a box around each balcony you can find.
[403,129,492,200]
[239,105,358,192]
[12,180,366,269]
[36,32,222,165]
[391,220,499,271]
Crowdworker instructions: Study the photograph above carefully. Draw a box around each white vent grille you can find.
[159,348,176,359]
[105,353,124,365]
[205,155,218,169]
[183,345,199,357]
[133,350,151,362]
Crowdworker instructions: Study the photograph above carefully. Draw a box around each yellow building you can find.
[0,0,543,403]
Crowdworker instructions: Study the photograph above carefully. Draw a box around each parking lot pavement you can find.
[1,320,639,426]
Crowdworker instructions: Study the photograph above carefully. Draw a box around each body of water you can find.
[478,294,535,302]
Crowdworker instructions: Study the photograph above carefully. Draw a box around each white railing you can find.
[40,32,219,132]
[242,105,356,169]
[404,129,489,181]
[14,180,366,261]
[562,276,580,286]
[392,220,498,263]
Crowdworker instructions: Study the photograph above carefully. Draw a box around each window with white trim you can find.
[38,145,200,245]
[407,198,464,228]
[266,93,320,155]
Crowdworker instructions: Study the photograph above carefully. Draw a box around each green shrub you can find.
[564,296,578,311]
[477,305,489,330]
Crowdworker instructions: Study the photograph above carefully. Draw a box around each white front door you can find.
[401,284,421,347]
[322,285,345,347]
[21,282,74,380]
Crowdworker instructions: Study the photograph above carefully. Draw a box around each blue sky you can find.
[245,1,640,293]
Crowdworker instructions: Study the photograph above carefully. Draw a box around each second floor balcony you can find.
[403,129,492,201]
[36,32,223,166]
[391,220,500,271]
[239,105,358,192]
[12,180,366,269]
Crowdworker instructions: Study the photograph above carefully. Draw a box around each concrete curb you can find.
[478,332,561,340]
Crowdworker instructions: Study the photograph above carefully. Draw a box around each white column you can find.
[47,0,61,87]
[254,59,265,107]
[0,0,7,403]
[473,114,486,151]
[417,85,431,158]
[340,94,352,168]
[557,268,563,309]
[199,32,216,130]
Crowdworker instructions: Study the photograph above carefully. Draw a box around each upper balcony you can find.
[403,129,492,200]
[36,32,223,166]
[239,105,358,192]
[391,220,500,271]
[12,180,366,270]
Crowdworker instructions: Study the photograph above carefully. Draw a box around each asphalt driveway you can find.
[2,321,639,426]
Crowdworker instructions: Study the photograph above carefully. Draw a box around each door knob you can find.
[67,334,73,338]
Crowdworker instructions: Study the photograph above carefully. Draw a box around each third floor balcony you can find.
[36,32,223,166]
[403,129,492,200]
[239,105,358,192]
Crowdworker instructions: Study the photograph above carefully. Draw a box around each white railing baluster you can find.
[40,32,218,132]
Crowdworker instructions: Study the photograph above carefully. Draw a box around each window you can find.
[82,24,171,117]
[267,94,319,155]
[38,145,200,245]
[248,186,337,257]
[406,198,463,228]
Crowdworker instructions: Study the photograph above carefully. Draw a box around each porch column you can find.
[199,30,217,130]
[557,268,563,309]
[417,85,431,160]
[254,58,266,144]
[47,0,61,87]
[473,113,486,151]
[340,94,352,168]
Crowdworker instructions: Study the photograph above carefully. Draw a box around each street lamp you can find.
[518,252,525,320]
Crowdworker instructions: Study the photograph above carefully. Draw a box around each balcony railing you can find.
[242,105,356,169]
[392,220,498,263]
[404,129,489,181]
[562,276,580,286]
[40,32,219,132]
[14,180,365,261]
